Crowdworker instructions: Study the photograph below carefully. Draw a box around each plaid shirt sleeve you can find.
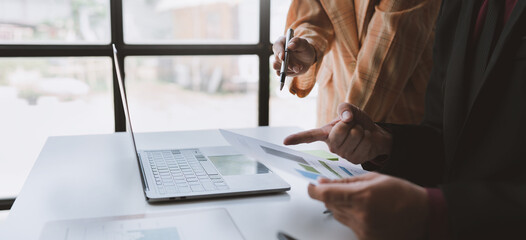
[284,0,335,98]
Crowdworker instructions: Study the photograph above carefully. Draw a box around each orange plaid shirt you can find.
[285,0,442,126]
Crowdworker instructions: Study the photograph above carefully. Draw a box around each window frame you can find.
[0,0,273,210]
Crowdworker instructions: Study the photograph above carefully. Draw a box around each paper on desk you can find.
[40,208,243,240]
[219,129,368,185]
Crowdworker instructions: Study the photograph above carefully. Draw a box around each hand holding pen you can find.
[272,29,317,90]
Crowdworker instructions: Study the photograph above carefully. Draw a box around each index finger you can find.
[287,37,310,51]
[283,128,328,145]
[283,119,339,145]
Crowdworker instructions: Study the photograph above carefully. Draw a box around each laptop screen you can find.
[111,44,140,159]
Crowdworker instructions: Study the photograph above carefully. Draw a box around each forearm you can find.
[286,0,334,97]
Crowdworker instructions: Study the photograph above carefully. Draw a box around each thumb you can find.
[320,172,379,185]
[337,103,374,129]
[339,110,353,123]
[337,103,355,123]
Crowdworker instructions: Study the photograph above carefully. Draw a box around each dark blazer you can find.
[363,0,526,238]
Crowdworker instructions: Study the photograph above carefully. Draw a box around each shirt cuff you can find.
[426,188,449,240]
[361,123,392,170]
[368,154,390,167]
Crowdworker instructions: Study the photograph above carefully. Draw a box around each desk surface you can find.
[0,127,357,240]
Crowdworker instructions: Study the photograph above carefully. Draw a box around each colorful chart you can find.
[299,163,320,174]
[318,161,342,178]
[295,169,321,180]
[339,166,354,177]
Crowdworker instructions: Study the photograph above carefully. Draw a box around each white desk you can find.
[0,127,357,239]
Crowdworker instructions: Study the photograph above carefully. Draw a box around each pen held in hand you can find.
[277,231,298,240]
[280,28,294,91]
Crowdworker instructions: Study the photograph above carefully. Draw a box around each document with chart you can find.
[219,130,368,185]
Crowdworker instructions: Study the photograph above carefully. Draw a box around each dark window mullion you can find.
[0,45,110,57]
[259,0,272,126]
[0,44,264,57]
[120,44,263,56]
[111,0,126,132]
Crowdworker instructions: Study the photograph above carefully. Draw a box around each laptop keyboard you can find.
[147,149,229,195]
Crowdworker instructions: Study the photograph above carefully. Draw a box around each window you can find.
[125,55,260,131]
[123,0,259,44]
[0,0,110,44]
[0,57,114,198]
[0,0,316,205]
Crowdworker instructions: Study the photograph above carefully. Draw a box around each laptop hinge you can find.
[137,154,150,191]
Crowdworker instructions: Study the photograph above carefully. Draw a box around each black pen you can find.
[277,231,298,240]
[280,28,294,91]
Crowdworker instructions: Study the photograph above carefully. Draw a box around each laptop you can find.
[111,44,290,202]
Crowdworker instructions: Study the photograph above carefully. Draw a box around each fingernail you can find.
[341,111,351,121]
